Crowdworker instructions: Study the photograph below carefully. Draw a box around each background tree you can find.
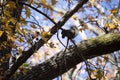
[0,0,120,80]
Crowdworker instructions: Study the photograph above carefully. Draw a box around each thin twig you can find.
[31,15,40,26]
[21,2,56,25]
[57,30,66,48]
[86,20,107,33]
[61,39,70,80]
[70,39,92,80]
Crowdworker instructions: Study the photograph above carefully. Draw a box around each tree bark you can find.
[19,33,120,80]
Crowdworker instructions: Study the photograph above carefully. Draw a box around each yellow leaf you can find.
[43,3,53,10]
[41,0,53,10]
[96,70,103,79]
[19,67,27,74]
[109,23,116,29]
[6,1,16,9]
[52,0,57,5]
[31,24,36,28]
[41,31,51,42]
[88,16,95,21]
[91,0,95,6]
[45,52,49,56]
[41,0,48,5]
[107,15,112,19]
[27,39,31,44]
[9,18,17,24]
[28,0,34,4]
[0,31,3,37]
[111,8,118,14]
[16,23,21,28]
[18,37,24,42]
[20,17,27,25]
[25,7,31,18]
[118,21,120,24]
[5,54,11,58]
[42,0,47,4]
[18,48,23,54]
[16,23,23,34]
[7,34,16,42]
[105,22,109,28]
[4,11,11,17]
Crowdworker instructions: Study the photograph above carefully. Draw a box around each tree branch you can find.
[19,33,120,80]
[5,0,89,79]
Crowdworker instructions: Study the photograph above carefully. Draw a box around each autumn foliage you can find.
[0,0,120,80]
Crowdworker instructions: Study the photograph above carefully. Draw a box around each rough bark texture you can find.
[19,33,120,80]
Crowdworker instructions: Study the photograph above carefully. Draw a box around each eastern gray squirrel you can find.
[61,25,79,39]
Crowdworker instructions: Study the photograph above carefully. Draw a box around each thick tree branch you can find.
[19,33,120,80]
[5,0,89,79]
